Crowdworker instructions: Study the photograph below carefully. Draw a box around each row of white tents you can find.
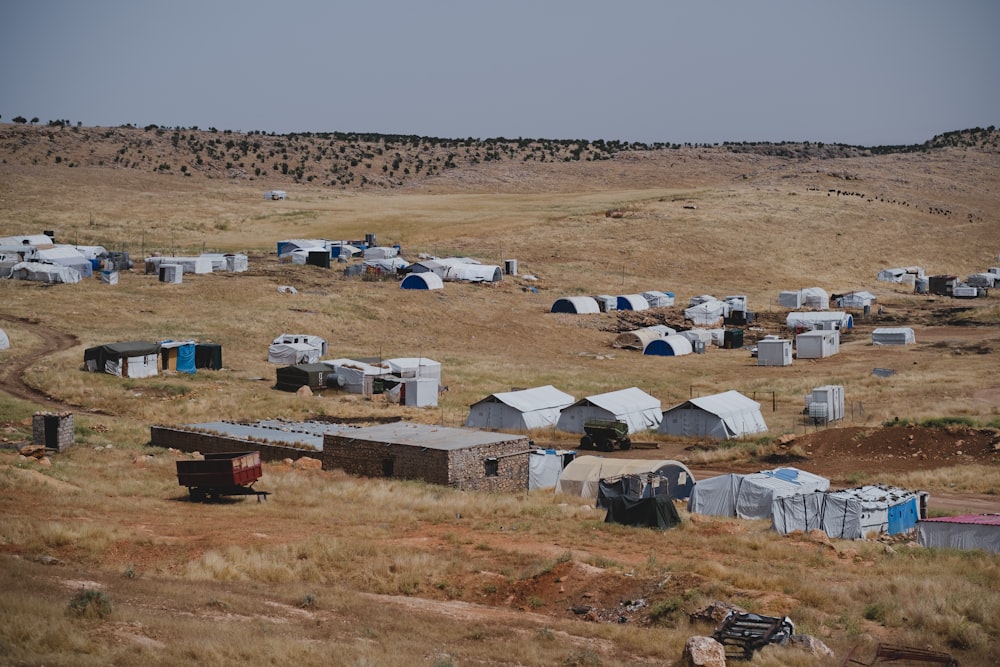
[466,386,769,440]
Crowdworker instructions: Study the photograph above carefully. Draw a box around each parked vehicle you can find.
[579,419,632,451]
[176,451,270,502]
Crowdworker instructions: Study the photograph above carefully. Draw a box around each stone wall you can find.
[149,426,316,462]
[323,433,531,492]
[33,412,74,452]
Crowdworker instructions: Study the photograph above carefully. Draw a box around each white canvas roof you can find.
[442,263,501,282]
[363,257,409,272]
[9,261,81,283]
[872,327,916,345]
[384,357,441,381]
[551,296,600,314]
[400,273,444,290]
[555,455,695,501]
[617,294,650,311]
[613,326,673,350]
[684,300,726,326]
[556,387,661,434]
[786,311,852,330]
[273,333,327,355]
[0,234,53,247]
[688,467,829,520]
[363,246,399,259]
[268,342,321,365]
[466,385,575,430]
[643,334,693,356]
[659,390,768,439]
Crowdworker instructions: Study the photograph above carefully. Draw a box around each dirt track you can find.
[0,313,92,413]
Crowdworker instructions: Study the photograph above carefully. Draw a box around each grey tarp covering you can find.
[773,485,925,539]
[83,341,161,378]
[917,515,1000,552]
[687,468,829,520]
[528,449,575,490]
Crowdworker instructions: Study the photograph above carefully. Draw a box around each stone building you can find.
[323,421,531,492]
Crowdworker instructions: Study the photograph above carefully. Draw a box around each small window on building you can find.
[484,458,499,477]
[382,458,394,477]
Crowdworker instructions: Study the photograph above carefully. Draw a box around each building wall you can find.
[322,433,530,492]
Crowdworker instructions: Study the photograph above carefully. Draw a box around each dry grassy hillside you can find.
[1,124,999,665]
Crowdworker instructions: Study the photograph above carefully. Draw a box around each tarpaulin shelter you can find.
[687,467,829,520]
[659,390,768,440]
[274,363,331,392]
[84,341,161,378]
[604,495,681,529]
[9,261,81,284]
[772,485,927,539]
[551,296,600,314]
[272,333,327,356]
[786,311,853,331]
[466,385,575,430]
[195,343,223,370]
[613,326,675,350]
[528,449,576,490]
[322,358,388,395]
[555,455,695,502]
[684,299,726,326]
[642,335,693,356]
[556,387,661,434]
[917,514,1000,552]
[872,327,915,345]
[268,342,320,365]
[160,340,197,373]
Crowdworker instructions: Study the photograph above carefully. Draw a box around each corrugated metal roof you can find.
[334,421,528,451]
[921,514,1000,526]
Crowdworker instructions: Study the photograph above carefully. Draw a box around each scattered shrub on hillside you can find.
[68,588,112,619]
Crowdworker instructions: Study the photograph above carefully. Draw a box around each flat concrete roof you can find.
[330,421,527,451]
[183,419,361,451]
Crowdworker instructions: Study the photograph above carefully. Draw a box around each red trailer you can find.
[176,451,270,502]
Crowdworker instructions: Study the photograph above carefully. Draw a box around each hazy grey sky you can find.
[2,1,997,145]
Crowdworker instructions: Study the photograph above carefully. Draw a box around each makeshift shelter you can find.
[804,385,844,424]
[550,296,600,314]
[556,387,662,435]
[34,246,93,278]
[604,495,681,529]
[83,341,161,378]
[264,190,287,200]
[835,291,877,309]
[442,263,502,283]
[528,449,577,490]
[466,385,575,430]
[594,295,617,312]
[158,264,183,284]
[917,514,1000,553]
[684,299,726,326]
[384,357,441,382]
[772,485,927,540]
[267,342,320,365]
[363,257,408,273]
[275,363,331,392]
[757,337,793,367]
[786,311,853,331]
[641,291,675,307]
[363,246,399,260]
[613,326,674,350]
[642,335,693,356]
[9,261,81,284]
[272,333,327,356]
[400,273,443,290]
[687,468,830,521]
[322,358,388,395]
[795,330,840,359]
[555,455,695,502]
[616,294,650,311]
[159,340,197,373]
[145,256,213,274]
[399,378,439,407]
[678,329,713,346]
[872,327,915,345]
[659,390,768,440]
[877,266,923,283]
[778,290,804,308]
[195,343,223,370]
[0,328,9,350]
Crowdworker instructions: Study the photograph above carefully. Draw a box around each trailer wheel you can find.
[618,438,632,451]
[189,488,205,502]
[598,438,614,452]
[579,435,593,450]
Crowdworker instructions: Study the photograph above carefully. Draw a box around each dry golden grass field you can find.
[1,124,999,665]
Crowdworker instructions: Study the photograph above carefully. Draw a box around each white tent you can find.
[918,515,1000,553]
[9,261,81,284]
[678,329,713,345]
[877,266,924,283]
[659,390,768,440]
[555,455,695,501]
[322,358,388,394]
[684,300,726,326]
[0,328,9,350]
[273,333,327,356]
[400,273,443,290]
[529,449,577,490]
[0,233,54,247]
[556,387,662,435]
[363,257,409,272]
[363,246,399,260]
[613,326,675,350]
[836,291,877,309]
[616,294,650,311]
[642,334,693,356]
[466,385,575,430]
[773,485,927,540]
[872,327,915,345]
[786,311,853,331]
[687,467,830,520]
[384,357,441,382]
[551,296,600,314]
[442,263,502,283]
[641,291,675,307]
[35,246,93,278]
[268,342,320,365]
